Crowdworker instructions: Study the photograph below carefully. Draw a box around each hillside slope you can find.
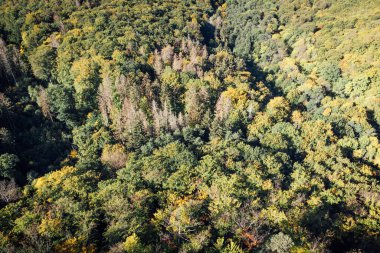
[0,0,379,252]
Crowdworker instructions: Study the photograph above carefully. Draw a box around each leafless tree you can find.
[117,97,148,137]
[0,179,20,203]
[181,39,189,54]
[53,13,67,34]
[172,53,183,72]
[115,74,129,98]
[38,87,53,121]
[50,34,60,48]
[190,44,199,66]
[152,100,182,135]
[215,94,232,121]
[185,85,209,125]
[107,243,124,253]
[0,93,11,108]
[141,73,156,101]
[0,38,16,84]
[153,50,163,75]
[309,235,331,253]
[98,75,113,126]
[232,203,269,250]
[161,45,174,65]
[201,45,208,60]
[20,225,52,253]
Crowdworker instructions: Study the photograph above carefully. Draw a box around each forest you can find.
[0,0,379,252]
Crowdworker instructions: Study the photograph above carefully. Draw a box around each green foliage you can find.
[28,44,55,80]
[0,0,379,252]
[0,153,19,179]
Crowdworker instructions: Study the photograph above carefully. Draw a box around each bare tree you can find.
[153,50,163,75]
[185,85,209,125]
[53,13,67,34]
[115,74,129,98]
[161,45,174,65]
[20,225,52,253]
[98,75,113,126]
[0,179,20,203]
[215,94,232,121]
[141,73,155,101]
[0,93,11,108]
[181,39,188,54]
[37,87,53,121]
[232,203,269,250]
[0,38,16,84]
[201,45,208,60]
[172,53,183,72]
[190,44,199,66]
[50,34,60,48]
[152,100,182,135]
[117,97,149,138]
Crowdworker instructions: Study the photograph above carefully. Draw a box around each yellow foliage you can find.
[71,58,94,82]
[33,166,77,195]
[0,231,9,249]
[341,216,356,232]
[197,187,208,200]
[353,149,364,159]
[215,49,230,60]
[291,247,310,253]
[266,96,290,121]
[248,112,273,139]
[204,72,222,89]
[291,110,303,125]
[220,3,228,17]
[147,53,155,65]
[169,204,191,233]
[360,165,373,176]
[69,149,78,158]
[39,217,62,236]
[222,83,252,110]
[322,107,332,116]
[123,233,140,252]
[279,57,300,77]
[54,237,96,253]
[262,206,287,224]
[152,209,165,226]
[307,196,322,207]
[262,180,273,190]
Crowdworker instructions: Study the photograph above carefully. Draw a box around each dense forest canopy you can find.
[0,0,379,252]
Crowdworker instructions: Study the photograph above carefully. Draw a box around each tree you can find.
[0,153,19,179]
[70,58,101,112]
[98,75,113,126]
[101,144,127,170]
[0,38,16,83]
[266,97,290,122]
[37,87,53,121]
[266,232,294,253]
[184,80,210,126]
[161,45,174,65]
[0,179,20,203]
[28,44,55,81]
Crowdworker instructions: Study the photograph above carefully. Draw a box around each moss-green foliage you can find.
[221,0,380,119]
[0,0,380,252]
